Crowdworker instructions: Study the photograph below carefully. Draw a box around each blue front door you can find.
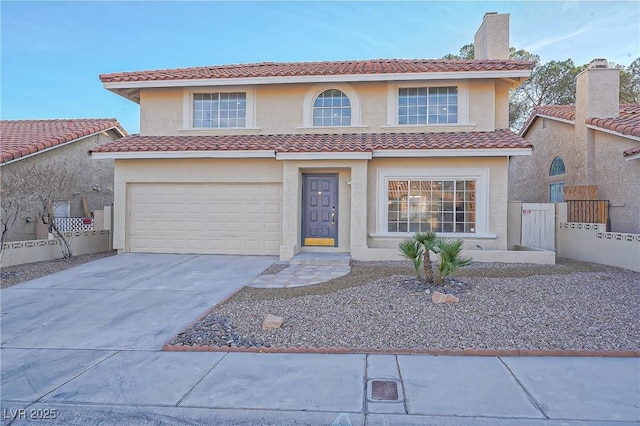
[302,174,338,247]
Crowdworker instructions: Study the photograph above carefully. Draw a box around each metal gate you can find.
[521,203,555,251]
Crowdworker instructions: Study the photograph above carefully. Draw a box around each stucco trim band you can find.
[373,148,532,157]
[276,152,373,160]
[103,70,533,90]
[92,150,276,160]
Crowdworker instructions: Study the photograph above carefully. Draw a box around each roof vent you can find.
[589,58,609,69]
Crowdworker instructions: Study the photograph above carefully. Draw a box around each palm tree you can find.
[434,238,472,285]
[414,232,438,283]
[398,238,423,279]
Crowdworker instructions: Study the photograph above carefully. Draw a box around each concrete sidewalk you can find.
[2,351,638,425]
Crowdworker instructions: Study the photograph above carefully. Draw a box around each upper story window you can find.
[302,84,362,128]
[398,87,458,125]
[313,90,351,126]
[193,92,246,128]
[549,157,565,176]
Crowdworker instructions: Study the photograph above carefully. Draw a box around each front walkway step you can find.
[289,252,351,266]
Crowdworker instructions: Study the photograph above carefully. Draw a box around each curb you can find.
[162,343,639,357]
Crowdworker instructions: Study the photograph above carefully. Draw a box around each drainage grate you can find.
[371,380,399,401]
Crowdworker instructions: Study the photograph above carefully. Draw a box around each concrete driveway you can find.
[1,253,276,350]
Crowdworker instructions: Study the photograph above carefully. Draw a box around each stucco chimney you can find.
[574,59,620,185]
[474,12,510,60]
[575,59,620,120]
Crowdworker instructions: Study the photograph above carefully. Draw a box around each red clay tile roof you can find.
[100,59,535,83]
[520,104,640,139]
[91,130,531,154]
[624,145,640,157]
[519,105,576,136]
[533,105,576,122]
[1,119,128,164]
[586,104,640,138]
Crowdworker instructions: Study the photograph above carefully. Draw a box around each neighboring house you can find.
[93,13,536,261]
[0,119,128,241]
[510,60,640,234]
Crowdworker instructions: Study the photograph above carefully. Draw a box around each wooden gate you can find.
[521,203,555,251]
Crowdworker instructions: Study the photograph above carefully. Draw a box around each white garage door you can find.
[128,183,282,255]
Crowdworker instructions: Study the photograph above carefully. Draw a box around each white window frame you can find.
[549,181,565,202]
[386,80,469,127]
[376,167,491,237]
[52,200,70,217]
[182,86,256,130]
[302,83,362,128]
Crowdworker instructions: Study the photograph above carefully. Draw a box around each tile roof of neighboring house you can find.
[586,104,640,138]
[91,129,531,154]
[99,59,535,83]
[520,104,640,139]
[1,119,128,164]
[624,144,640,157]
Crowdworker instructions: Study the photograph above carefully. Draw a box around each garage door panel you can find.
[128,183,282,255]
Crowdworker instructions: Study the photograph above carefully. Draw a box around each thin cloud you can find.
[524,25,595,52]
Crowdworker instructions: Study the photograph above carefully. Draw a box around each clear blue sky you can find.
[2,1,639,134]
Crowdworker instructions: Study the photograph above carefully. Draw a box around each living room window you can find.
[387,179,476,233]
[313,89,351,126]
[398,87,458,125]
[193,92,246,128]
[377,168,489,236]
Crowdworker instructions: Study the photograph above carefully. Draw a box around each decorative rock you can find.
[432,291,459,304]
[262,314,284,330]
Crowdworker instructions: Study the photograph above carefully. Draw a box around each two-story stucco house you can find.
[93,13,536,261]
[510,60,640,234]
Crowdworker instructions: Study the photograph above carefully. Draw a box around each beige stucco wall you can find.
[557,222,639,272]
[365,156,510,251]
[139,80,502,136]
[593,132,640,233]
[0,231,111,267]
[509,118,576,202]
[1,131,120,241]
[468,80,496,131]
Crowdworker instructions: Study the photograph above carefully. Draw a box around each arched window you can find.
[313,90,351,126]
[549,157,565,176]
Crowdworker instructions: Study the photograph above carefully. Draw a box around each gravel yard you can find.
[0,251,116,288]
[170,259,640,351]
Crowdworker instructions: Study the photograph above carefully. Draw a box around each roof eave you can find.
[92,147,532,160]
[102,69,533,103]
[586,124,640,142]
[625,151,640,161]
[91,150,276,160]
[373,148,532,157]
